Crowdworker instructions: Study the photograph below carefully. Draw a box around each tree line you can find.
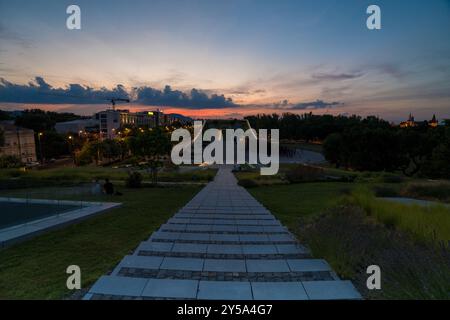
[246,112,450,179]
[245,113,391,142]
[323,126,450,178]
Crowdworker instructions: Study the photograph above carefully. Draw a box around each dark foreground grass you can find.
[297,206,450,299]
[246,181,450,299]
[0,185,201,299]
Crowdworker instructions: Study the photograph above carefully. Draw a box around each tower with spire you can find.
[400,113,417,128]
[429,114,438,128]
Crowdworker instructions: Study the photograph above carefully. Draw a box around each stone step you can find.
[173,214,275,220]
[151,239,297,245]
[135,241,309,257]
[167,218,281,226]
[159,223,288,233]
[179,210,270,215]
[111,255,331,275]
[85,276,361,300]
[159,229,288,235]
[149,231,296,243]
[138,251,310,260]
[117,269,335,284]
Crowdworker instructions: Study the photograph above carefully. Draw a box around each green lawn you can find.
[0,185,201,299]
[234,163,299,186]
[157,168,217,182]
[246,179,450,246]
[248,182,352,229]
[348,188,450,245]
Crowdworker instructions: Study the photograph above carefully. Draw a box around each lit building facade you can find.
[0,122,37,163]
[95,109,174,139]
[429,114,438,128]
[399,113,417,128]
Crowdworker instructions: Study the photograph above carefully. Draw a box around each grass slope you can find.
[247,182,351,229]
[0,186,200,299]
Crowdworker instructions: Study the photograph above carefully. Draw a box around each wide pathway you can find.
[84,166,361,300]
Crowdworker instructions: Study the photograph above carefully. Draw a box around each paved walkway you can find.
[84,166,361,300]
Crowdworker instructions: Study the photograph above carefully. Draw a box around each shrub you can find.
[373,185,399,198]
[238,179,258,188]
[285,164,324,183]
[380,172,404,183]
[125,171,143,188]
[354,172,404,184]
[0,155,22,168]
[337,174,357,183]
[402,182,450,202]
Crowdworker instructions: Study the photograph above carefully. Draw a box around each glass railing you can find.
[0,184,98,231]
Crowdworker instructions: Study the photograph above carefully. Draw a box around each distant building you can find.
[399,113,417,128]
[399,114,439,128]
[94,109,174,139]
[0,121,37,163]
[55,119,99,134]
[429,114,438,128]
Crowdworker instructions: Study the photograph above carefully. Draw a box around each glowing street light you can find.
[37,132,44,163]
[67,135,75,164]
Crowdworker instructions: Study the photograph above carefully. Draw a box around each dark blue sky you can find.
[0,0,449,120]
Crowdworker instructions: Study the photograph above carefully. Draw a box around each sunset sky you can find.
[0,0,449,121]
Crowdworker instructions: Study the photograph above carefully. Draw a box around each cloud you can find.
[226,88,266,95]
[0,77,238,109]
[290,100,343,110]
[311,72,363,81]
[0,77,130,104]
[246,99,344,111]
[134,85,237,109]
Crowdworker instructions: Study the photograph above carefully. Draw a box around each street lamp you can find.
[68,135,75,164]
[38,132,44,164]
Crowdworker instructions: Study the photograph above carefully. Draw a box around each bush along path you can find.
[83,166,361,300]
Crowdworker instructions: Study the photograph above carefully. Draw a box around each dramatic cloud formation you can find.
[0,77,129,104]
[290,100,343,110]
[0,77,238,109]
[135,85,237,109]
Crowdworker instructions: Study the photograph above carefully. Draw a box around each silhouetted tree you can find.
[127,128,171,184]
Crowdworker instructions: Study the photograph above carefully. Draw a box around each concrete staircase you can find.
[84,166,361,300]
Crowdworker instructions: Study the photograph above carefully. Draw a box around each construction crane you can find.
[109,98,130,111]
